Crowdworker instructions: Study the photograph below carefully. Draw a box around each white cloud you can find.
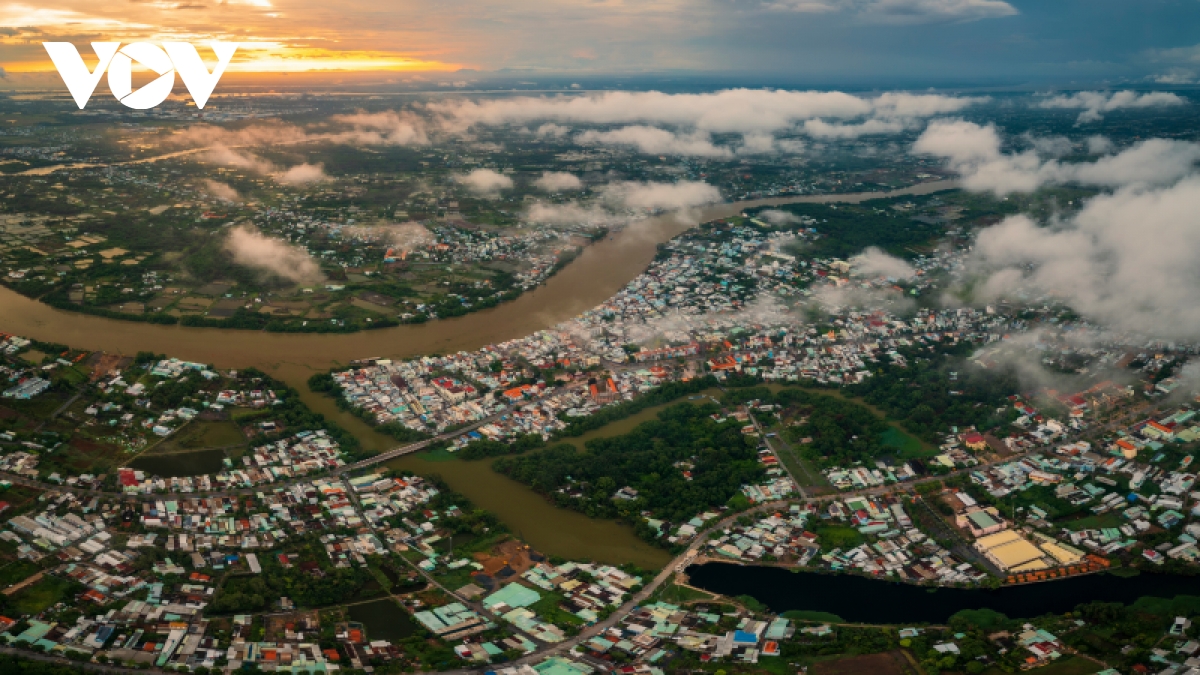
[860,0,1017,22]
[1150,70,1197,85]
[429,89,981,136]
[202,179,240,202]
[739,132,783,154]
[526,180,722,228]
[766,0,1017,23]
[534,123,571,138]
[277,163,328,185]
[966,177,1200,338]
[0,4,148,29]
[1021,132,1074,158]
[599,180,722,211]
[456,168,514,196]
[913,119,1200,195]
[576,125,733,158]
[759,209,804,225]
[851,246,916,279]
[225,225,324,285]
[802,117,910,138]
[205,145,278,175]
[329,111,429,145]
[203,145,327,185]
[1085,135,1114,155]
[525,203,626,228]
[1037,90,1186,123]
[534,171,583,192]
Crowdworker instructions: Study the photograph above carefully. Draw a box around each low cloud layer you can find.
[525,203,626,228]
[767,0,1017,24]
[811,284,915,315]
[201,179,240,203]
[913,119,1200,195]
[328,111,430,145]
[534,171,584,192]
[345,221,435,254]
[758,209,804,225]
[1037,90,1186,123]
[224,225,324,285]
[436,89,984,134]
[577,126,733,158]
[526,180,722,228]
[205,145,277,176]
[456,168,514,196]
[966,177,1200,339]
[598,180,722,211]
[277,163,329,185]
[204,145,328,185]
[851,246,916,279]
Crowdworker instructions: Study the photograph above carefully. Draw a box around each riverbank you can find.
[0,181,958,386]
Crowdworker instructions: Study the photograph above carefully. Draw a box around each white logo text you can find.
[42,42,239,110]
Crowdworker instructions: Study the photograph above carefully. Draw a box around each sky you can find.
[2,0,1200,85]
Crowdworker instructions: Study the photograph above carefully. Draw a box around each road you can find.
[338,476,549,651]
[499,499,793,671]
[35,391,84,432]
[750,409,814,499]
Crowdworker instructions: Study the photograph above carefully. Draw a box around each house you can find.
[956,508,1006,537]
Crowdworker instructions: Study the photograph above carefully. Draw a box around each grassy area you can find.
[1129,594,1200,618]
[8,575,77,615]
[771,436,830,490]
[153,420,246,454]
[0,560,41,587]
[417,445,460,462]
[655,581,715,604]
[782,609,846,623]
[816,525,865,551]
[1061,512,1125,531]
[530,591,584,626]
[431,565,478,593]
[879,426,935,458]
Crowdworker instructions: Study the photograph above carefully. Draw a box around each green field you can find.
[782,609,846,623]
[771,436,831,490]
[815,525,865,551]
[656,581,715,604]
[151,420,246,455]
[879,426,935,458]
[8,575,78,616]
[1062,512,1125,531]
[0,561,41,587]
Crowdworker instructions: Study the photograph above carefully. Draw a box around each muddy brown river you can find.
[0,180,955,374]
[0,180,955,566]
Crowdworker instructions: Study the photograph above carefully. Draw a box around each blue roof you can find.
[733,630,758,644]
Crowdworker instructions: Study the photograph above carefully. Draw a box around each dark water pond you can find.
[128,448,225,477]
[687,562,1200,624]
[347,599,418,641]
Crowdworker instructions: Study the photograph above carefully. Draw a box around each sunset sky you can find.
[4,0,1200,85]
